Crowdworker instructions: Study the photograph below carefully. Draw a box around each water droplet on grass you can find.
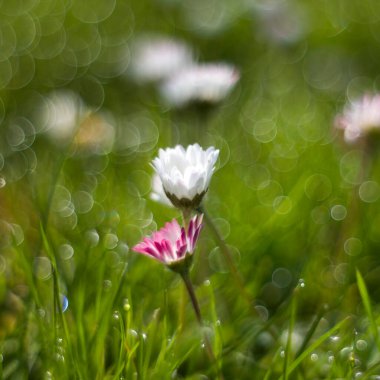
[61,294,69,312]
[356,339,367,351]
[59,244,74,260]
[123,299,131,311]
[310,353,318,362]
[34,257,52,280]
[103,280,112,290]
[298,279,305,288]
[85,229,99,247]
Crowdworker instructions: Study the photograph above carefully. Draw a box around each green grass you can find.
[2,0,380,379]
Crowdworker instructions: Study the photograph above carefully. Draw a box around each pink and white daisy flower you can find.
[133,214,203,269]
[335,94,380,143]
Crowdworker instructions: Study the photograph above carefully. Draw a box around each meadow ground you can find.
[1,1,380,379]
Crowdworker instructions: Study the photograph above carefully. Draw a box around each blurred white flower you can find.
[42,90,85,142]
[160,63,239,108]
[150,173,173,207]
[151,144,219,209]
[41,90,115,154]
[335,94,380,143]
[129,36,193,83]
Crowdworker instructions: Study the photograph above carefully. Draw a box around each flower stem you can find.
[180,271,224,380]
[200,206,257,315]
[181,208,192,230]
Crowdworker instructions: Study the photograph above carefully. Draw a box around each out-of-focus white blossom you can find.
[335,94,380,143]
[152,144,219,209]
[129,36,193,83]
[160,63,239,108]
[42,90,85,142]
[41,90,115,154]
[253,2,307,45]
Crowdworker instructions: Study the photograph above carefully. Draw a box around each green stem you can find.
[181,208,192,230]
[180,271,224,380]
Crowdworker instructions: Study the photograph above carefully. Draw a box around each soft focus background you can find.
[2,0,380,379]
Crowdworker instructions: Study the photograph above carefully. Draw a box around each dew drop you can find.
[0,177,6,188]
[38,308,46,319]
[85,229,99,247]
[113,311,120,321]
[34,257,52,280]
[280,349,285,358]
[215,320,221,327]
[11,224,24,245]
[203,279,211,286]
[298,278,305,288]
[59,244,74,260]
[55,353,65,363]
[103,279,112,290]
[61,294,69,312]
[339,346,353,359]
[310,353,319,362]
[356,339,367,351]
[128,329,138,338]
[123,299,131,312]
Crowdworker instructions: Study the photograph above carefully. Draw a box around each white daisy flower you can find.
[150,173,173,207]
[129,36,193,83]
[160,63,239,108]
[335,94,380,143]
[151,144,219,209]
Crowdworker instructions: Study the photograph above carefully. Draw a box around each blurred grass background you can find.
[2,0,380,379]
